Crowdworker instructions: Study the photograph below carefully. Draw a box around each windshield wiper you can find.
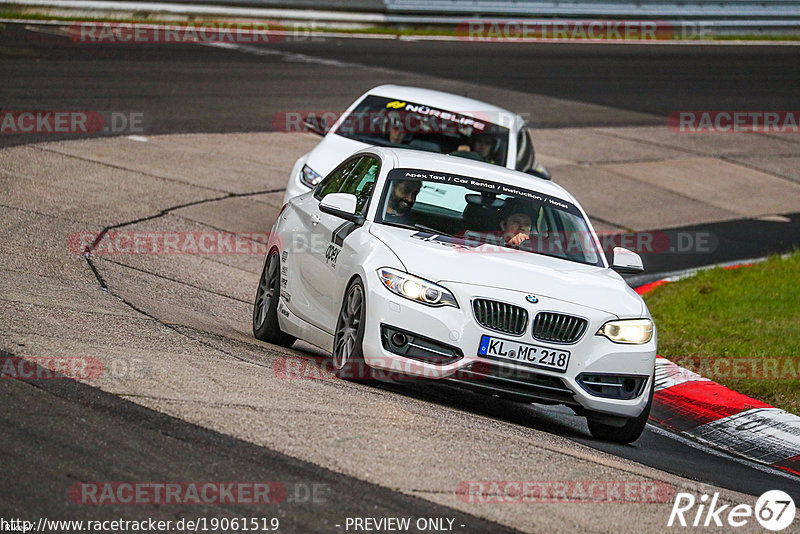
[413,223,441,234]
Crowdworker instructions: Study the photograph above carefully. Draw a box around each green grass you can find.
[643,251,800,415]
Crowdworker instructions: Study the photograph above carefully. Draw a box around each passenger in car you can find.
[385,113,408,145]
[383,179,422,225]
[388,127,406,144]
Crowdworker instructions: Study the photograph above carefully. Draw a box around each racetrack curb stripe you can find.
[638,262,800,477]
[651,374,772,432]
[633,279,668,295]
[774,455,800,477]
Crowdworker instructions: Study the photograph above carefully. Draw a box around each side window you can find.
[515,128,535,171]
[314,157,362,200]
[339,156,379,216]
[314,156,379,216]
[538,205,558,235]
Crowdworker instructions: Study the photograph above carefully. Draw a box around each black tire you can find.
[587,379,654,444]
[252,251,296,347]
[332,279,373,382]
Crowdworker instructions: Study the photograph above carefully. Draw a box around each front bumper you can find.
[361,281,656,419]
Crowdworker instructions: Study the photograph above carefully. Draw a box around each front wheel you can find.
[252,251,296,347]
[332,279,373,382]
[586,380,654,444]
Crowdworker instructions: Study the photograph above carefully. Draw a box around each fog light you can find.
[391,332,408,347]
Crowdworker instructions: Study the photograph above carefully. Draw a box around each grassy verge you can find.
[643,251,800,415]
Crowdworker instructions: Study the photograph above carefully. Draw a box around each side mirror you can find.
[319,193,364,225]
[303,116,330,137]
[611,247,644,274]
[526,162,551,181]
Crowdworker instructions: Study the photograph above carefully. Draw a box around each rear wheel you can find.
[332,279,373,382]
[252,251,295,347]
[587,380,654,444]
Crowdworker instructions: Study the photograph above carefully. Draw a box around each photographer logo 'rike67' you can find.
[668,490,795,531]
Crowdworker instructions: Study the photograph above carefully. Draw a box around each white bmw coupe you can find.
[256,148,656,443]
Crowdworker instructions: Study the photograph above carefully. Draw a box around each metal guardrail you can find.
[22,0,800,18]
[384,0,800,18]
[5,0,800,32]
[145,0,386,11]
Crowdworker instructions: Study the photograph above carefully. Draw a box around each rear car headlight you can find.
[299,164,323,188]
[378,268,458,308]
[597,319,653,344]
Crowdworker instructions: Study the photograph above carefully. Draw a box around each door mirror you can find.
[319,193,364,224]
[611,247,644,274]
[304,116,330,137]
[526,162,551,181]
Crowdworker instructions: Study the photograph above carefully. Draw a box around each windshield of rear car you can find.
[333,95,510,167]
[375,168,603,267]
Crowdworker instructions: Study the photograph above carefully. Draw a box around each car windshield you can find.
[333,95,510,167]
[376,168,603,267]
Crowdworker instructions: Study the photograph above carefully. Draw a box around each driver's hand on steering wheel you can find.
[506,232,530,247]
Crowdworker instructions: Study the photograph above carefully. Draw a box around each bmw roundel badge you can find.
[526,295,539,304]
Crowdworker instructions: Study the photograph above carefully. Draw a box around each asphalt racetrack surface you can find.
[4,23,799,267]
[265,37,800,124]
[4,24,800,140]
[1,352,522,533]
[2,22,799,532]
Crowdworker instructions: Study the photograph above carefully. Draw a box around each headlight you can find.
[378,268,458,308]
[299,164,323,188]
[597,319,653,344]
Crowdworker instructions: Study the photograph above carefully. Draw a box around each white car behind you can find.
[282,84,549,203]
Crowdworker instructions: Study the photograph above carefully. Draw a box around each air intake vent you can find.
[576,373,648,400]
[472,299,528,336]
[532,312,587,344]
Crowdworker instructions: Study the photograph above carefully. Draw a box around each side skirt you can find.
[278,299,334,353]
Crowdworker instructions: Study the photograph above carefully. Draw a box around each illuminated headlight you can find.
[299,164,323,188]
[597,319,653,344]
[378,268,458,308]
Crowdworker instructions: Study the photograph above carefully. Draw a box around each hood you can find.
[368,224,644,317]
[306,133,371,176]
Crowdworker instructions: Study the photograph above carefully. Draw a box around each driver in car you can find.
[457,133,496,163]
[499,210,533,247]
[461,198,537,248]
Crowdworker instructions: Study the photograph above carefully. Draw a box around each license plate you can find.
[477,334,570,373]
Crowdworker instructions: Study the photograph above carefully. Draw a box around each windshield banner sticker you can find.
[387,168,580,216]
